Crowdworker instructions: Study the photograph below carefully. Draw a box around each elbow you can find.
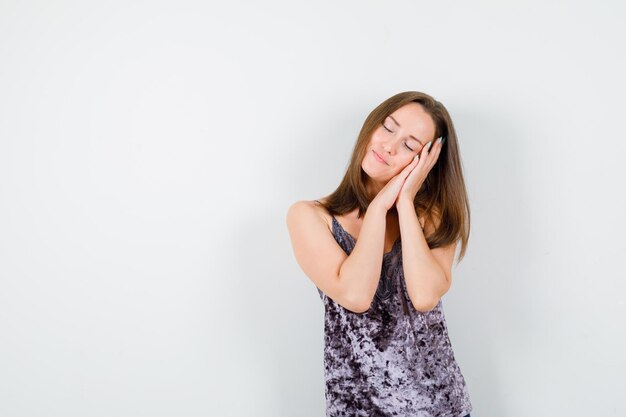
[407,288,438,312]
[411,296,440,313]
[337,277,371,314]
[350,295,372,314]
[353,301,371,314]
[412,274,449,312]
[345,293,372,314]
[338,292,371,314]
[349,306,370,314]
[342,301,370,314]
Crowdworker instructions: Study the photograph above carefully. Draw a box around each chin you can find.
[363,169,389,183]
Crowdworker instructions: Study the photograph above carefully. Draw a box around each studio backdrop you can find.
[0,1,624,416]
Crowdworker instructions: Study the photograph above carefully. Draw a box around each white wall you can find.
[1,1,624,416]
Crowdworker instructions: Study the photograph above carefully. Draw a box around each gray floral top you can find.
[315,204,473,417]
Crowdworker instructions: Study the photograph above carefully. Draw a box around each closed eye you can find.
[383,123,415,152]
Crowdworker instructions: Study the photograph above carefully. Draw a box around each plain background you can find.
[1,1,625,416]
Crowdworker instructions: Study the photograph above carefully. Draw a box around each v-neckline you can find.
[331,216,401,257]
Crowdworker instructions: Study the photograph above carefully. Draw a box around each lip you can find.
[373,150,388,165]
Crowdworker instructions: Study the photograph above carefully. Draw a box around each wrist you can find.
[396,196,415,210]
[368,199,388,216]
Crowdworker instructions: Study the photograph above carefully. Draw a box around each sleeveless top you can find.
[314,200,472,417]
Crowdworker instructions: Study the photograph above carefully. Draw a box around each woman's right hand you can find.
[371,155,421,212]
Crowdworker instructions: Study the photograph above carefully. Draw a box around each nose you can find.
[383,141,395,155]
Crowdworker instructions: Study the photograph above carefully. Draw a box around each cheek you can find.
[370,131,384,144]
[388,156,413,175]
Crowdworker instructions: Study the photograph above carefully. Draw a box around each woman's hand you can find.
[397,137,444,204]
[371,152,423,212]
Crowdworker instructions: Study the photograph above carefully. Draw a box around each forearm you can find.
[396,198,448,311]
[338,201,388,312]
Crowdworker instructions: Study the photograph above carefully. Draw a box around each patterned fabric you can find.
[316,204,472,417]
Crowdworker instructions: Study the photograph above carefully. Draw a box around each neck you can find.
[365,179,386,200]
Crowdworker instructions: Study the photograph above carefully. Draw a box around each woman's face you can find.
[362,102,437,192]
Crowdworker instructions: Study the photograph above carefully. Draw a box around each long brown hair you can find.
[318,91,471,263]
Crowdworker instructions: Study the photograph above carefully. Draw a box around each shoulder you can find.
[286,199,332,233]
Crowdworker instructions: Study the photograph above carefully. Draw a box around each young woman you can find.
[286,91,473,417]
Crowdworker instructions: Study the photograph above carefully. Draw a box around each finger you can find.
[433,137,443,161]
[407,154,421,173]
[417,139,440,174]
[430,140,440,159]
[424,140,434,155]
[405,157,422,180]
[400,154,419,175]
[427,144,443,171]
[424,139,442,162]
[421,141,432,159]
[417,145,429,165]
[421,141,436,170]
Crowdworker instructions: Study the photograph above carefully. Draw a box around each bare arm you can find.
[286,200,389,313]
[336,200,389,313]
[396,197,451,312]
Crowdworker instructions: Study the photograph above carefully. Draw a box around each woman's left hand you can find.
[396,136,444,204]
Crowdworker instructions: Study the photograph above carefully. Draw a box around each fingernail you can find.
[442,136,447,144]
[414,154,419,162]
[427,141,432,151]
[437,136,442,144]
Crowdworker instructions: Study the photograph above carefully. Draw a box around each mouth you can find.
[373,150,388,165]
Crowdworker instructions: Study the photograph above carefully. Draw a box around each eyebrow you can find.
[388,115,424,146]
